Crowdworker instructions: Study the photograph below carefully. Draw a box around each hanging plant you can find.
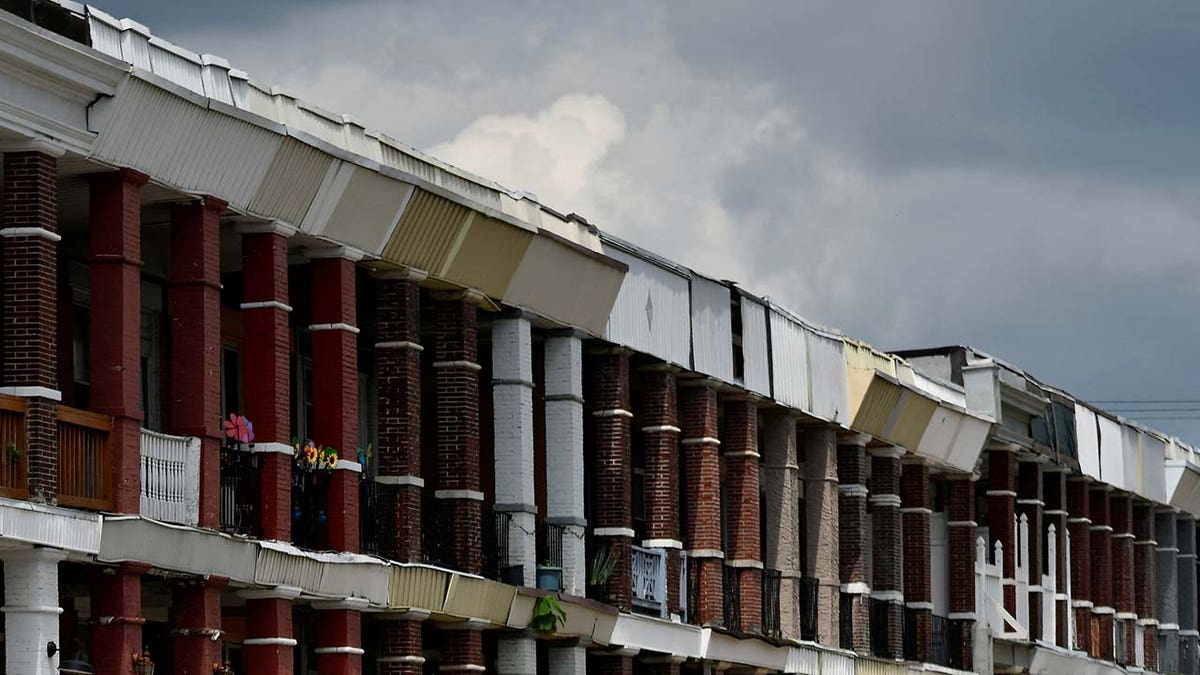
[5,440,20,463]
[529,595,566,634]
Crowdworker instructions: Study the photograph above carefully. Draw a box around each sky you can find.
[97,1,1200,440]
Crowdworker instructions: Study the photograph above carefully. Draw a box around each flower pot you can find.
[537,565,563,592]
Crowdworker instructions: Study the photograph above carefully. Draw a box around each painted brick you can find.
[3,549,63,675]
[544,333,586,594]
[90,563,147,675]
[171,577,225,675]
[316,608,362,675]
[245,597,294,675]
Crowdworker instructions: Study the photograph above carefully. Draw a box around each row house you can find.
[0,3,1196,675]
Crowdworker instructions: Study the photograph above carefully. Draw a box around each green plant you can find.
[588,546,617,587]
[5,440,20,462]
[529,595,566,634]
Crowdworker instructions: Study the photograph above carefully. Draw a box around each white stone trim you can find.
[900,507,932,515]
[492,377,534,388]
[234,220,297,237]
[725,559,763,569]
[1160,622,1180,631]
[1089,525,1114,533]
[238,585,303,600]
[240,300,293,312]
[1113,532,1135,540]
[594,527,635,538]
[315,646,366,655]
[641,539,683,550]
[244,637,298,646]
[306,246,365,262]
[722,450,761,459]
[379,656,427,664]
[333,460,362,473]
[906,601,934,610]
[435,489,484,501]
[309,322,361,334]
[1016,499,1045,506]
[1116,612,1138,621]
[948,612,975,620]
[376,341,424,352]
[947,520,978,527]
[0,227,61,242]
[0,139,66,157]
[839,484,868,497]
[439,666,486,673]
[641,425,681,434]
[0,386,60,401]
[1138,618,1159,627]
[433,360,482,371]
[986,490,1017,497]
[1092,606,1115,615]
[251,442,295,456]
[682,437,721,446]
[1157,546,1179,553]
[870,590,903,602]
[869,446,905,459]
[1043,509,1068,516]
[373,267,429,282]
[1182,629,1200,637]
[592,409,633,418]
[1067,517,1092,525]
[841,582,871,595]
[0,605,63,615]
[375,475,424,488]
[313,597,371,612]
[1072,600,1094,609]
[1134,539,1158,546]
[684,549,724,559]
[869,494,902,508]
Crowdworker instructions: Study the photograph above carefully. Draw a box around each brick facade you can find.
[240,224,293,540]
[723,398,761,633]
[869,447,903,659]
[1132,501,1157,671]
[638,367,681,614]
[1109,493,1135,665]
[1156,509,1179,672]
[169,199,225,528]
[434,295,482,573]
[680,382,723,626]
[171,577,226,675]
[837,435,870,653]
[316,606,363,675]
[439,624,484,675]
[945,473,976,668]
[761,414,798,638]
[1067,477,1093,654]
[591,349,633,610]
[379,617,424,675]
[87,169,148,514]
[1042,469,1069,648]
[1090,485,1113,660]
[803,426,840,647]
[90,563,147,675]
[243,595,295,675]
[1016,458,1043,640]
[986,448,1017,614]
[901,459,931,662]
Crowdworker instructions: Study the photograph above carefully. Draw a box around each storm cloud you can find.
[96,1,1200,439]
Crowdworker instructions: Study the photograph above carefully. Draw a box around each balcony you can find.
[140,429,200,526]
[57,405,112,510]
[762,568,782,639]
[931,614,964,670]
[632,545,668,618]
[219,444,260,536]
[291,462,330,550]
[725,565,742,630]
[798,576,819,641]
[359,477,395,558]
[0,394,27,499]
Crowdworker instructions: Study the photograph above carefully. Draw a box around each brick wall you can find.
[1067,477,1093,654]
[1133,502,1157,671]
[901,459,931,662]
[171,578,226,674]
[986,449,1017,614]
[945,473,976,667]
[379,619,424,675]
[1016,459,1043,640]
[590,349,633,610]
[244,597,294,675]
[638,367,681,613]
[90,563,147,675]
[723,398,761,633]
[1090,486,1113,660]
[870,448,903,658]
[837,436,870,653]
[680,382,724,626]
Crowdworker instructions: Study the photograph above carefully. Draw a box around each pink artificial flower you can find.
[224,414,255,444]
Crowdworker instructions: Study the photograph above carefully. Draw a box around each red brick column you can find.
[590,349,633,611]
[723,398,761,633]
[171,577,226,674]
[91,563,148,675]
[1016,458,1044,641]
[439,622,485,675]
[378,612,428,675]
[870,447,903,658]
[1111,492,1135,664]
[592,652,634,675]
[945,472,977,669]
[638,367,682,615]
[239,221,295,539]
[2,145,62,502]
[679,382,723,625]
[315,600,366,675]
[87,169,148,514]
[433,293,483,574]
[1066,477,1093,653]
[901,458,932,663]
[169,198,225,528]
[837,434,870,653]
[1042,469,1070,648]
[1133,501,1158,671]
[1090,485,1113,660]
[310,251,362,552]
[375,271,425,562]
[986,447,1018,615]
[240,587,300,675]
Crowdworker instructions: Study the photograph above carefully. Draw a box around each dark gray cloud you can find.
[101,1,1200,440]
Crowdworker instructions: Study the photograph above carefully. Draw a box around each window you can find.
[731,292,745,383]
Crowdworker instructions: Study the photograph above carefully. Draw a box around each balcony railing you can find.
[359,477,395,559]
[931,614,963,669]
[539,521,566,569]
[140,429,200,525]
[57,405,112,510]
[421,495,452,567]
[799,576,819,641]
[869,597,895,659]
[762,568,782,639]
[0,394,27,499]
[903,606,918,662]
[839,592,854,650]
[219,445,260,536]
[725,565,742,630]
[632,545,668,617]
[291,463,330,550]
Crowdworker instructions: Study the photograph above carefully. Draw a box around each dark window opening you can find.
[731,291,745,383]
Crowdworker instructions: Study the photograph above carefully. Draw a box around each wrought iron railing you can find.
[359,478,395,558]
[931,614,962,669]
[632,545,668,617]
[839,592,854,650]
[539,522,566,569]
[726,565,742,630]
[799,576,819,641]
[421,495,452,567]
[869,597,895,659]
[903,605,918,662]
[762,568,782,638]
[219,445,260,536]
[291,463,330,550]
[487,509,524,585]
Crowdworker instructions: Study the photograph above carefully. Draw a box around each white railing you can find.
[140,428,200,525]
[632,545,668,617]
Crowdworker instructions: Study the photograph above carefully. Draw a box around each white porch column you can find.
[549,644,587,675]
[544,331,586,595]
[3,548,66,675]
[493,312,537,587]
[497,634,537,675]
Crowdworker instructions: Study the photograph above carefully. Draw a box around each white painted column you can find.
[548,644,587,675]
[3,548,65,675]
[497,634,537,675]
[544,331,586,595]
[493,313,537,587]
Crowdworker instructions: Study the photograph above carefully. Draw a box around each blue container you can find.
[536,565,563,592]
